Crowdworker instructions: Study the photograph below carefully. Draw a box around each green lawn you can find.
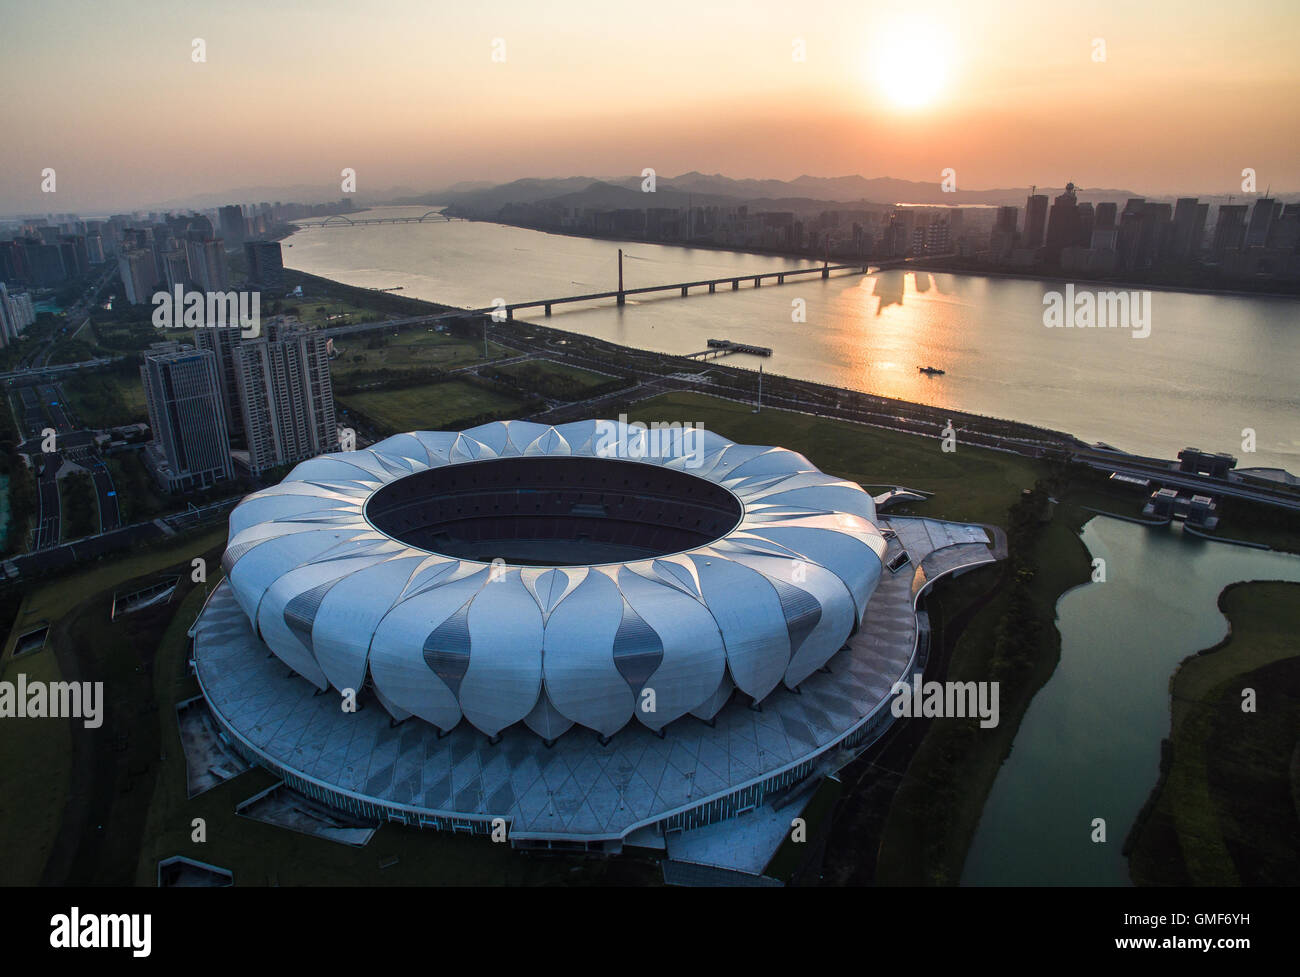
[487,358,617,400]
[61,371,149,429]
[59,470,100,540]
[277,296,380,330]
[0,526,227,884]
[624,391,1041,527]
[0,646,71,884]
[106,452,168,524]
[2,525,228,659]
[332,330,508,380]
[338,378,527,436]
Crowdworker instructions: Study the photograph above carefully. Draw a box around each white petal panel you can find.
[458,572,544,737]
[219,419,887,745]
[616,565,726,731]
[540,570,631,737]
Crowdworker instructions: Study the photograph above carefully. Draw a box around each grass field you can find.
[487,358,617,400]
[338,378,527,436]
[278,295,380,330]
[624,391,1042,527]
[59,470,100,540]
[2,526,228,659]
[1128,581,1300,885]
[0,645,71,883]
[61,371,149,429]
[105,452,168,524]
[0,525,226,884]
[332,329,508,379]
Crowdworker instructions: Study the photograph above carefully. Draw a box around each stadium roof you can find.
[221,419,888,742]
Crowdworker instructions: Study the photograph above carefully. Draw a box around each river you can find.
[285,205,1300,471]
[961,517,1300,884]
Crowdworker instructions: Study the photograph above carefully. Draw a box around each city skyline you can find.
[3,0,1300,213]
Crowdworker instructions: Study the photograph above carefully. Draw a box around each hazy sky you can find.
[3,0,1298,213]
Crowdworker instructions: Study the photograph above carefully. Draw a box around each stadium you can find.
[191,419,1000,860]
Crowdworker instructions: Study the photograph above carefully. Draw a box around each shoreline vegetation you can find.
[1126,580,1300,885]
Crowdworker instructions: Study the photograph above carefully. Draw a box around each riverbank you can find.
[871,484,1094,884]
[443,214,1300,301]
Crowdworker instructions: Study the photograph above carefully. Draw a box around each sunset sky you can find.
[3,0,1298,213]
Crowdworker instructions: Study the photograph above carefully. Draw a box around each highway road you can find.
[87,454,122,533]
[39,383,74,434]
[63,445,123,534]
[15,377,122,545]
[33,450,61,549]
[16,386,45,440]
[53,387,124,535]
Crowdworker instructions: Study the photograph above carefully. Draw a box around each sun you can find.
[868,17,954,110]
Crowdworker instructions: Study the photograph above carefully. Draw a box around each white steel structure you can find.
[221,420,887,744]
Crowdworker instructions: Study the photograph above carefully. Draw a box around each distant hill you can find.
[434,172,1147,218]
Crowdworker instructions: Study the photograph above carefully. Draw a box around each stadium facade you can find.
[192,419,999,850]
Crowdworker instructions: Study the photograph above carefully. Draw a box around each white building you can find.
[0,282,36,345]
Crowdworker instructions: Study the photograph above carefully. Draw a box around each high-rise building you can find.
[1269,203,1300,251]
[989,205,1018,259]
[1089,202,1118,250]
[160,249,191,291]
[140,346,234,493]
[244,240,285,292]
[1211,204,1249,255]
[218,205,246,248]
[232,325,336,476]
[22,240,68,287]
[1075,202,1094,248]
[185,238,229,292]
[194,326,245,443]
[0,282,36,346]
[1022,193,1049,248]
[1170,198,1208,261]
[0,241,24,285]
[60,235,90,277]
[1043,183,1080,265]
[1245,197,1277,248]
[917,215,951,255]
[117,249,158,304]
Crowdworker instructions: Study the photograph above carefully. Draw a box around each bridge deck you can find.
[314,262,872,333]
